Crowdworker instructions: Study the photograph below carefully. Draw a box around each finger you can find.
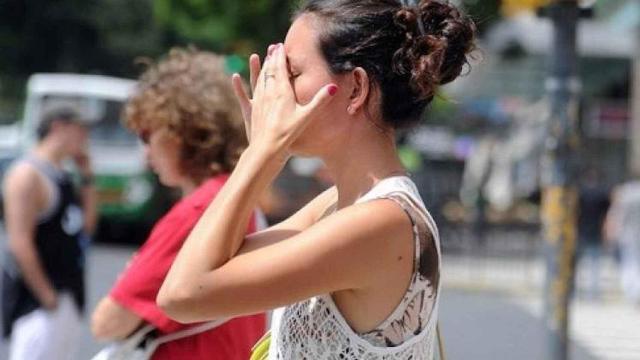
[267,44,277,57]
[232,74,252,141]
[273,43,292,93]
[302,84,339,116]
[253,54,270,100]
[264,48,277,77]
[259,51,277,94]
[232,73,251,109]
[249,54,261,94]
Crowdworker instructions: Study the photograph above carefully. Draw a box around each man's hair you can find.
[37,106,84,140]
[124,47,247,183]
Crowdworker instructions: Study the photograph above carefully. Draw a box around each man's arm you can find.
[74,152,97,235]
[79,180,97,235]
[3,164,58,309]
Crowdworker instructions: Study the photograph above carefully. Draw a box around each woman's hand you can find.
[233,43,337,158]
[232,52,263,142]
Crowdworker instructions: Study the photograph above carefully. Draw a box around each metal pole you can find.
[541,1,580,360]
[630,29,640,177]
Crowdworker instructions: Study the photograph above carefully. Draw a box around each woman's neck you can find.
[323,123,406,210]
[180,178,200,197]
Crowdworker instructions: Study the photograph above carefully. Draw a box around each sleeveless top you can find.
[1,157,86,338]
[268,176,441,359]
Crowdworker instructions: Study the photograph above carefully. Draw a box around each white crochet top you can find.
[268,176,442,359]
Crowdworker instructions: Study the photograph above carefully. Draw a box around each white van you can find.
[15,73,169,242]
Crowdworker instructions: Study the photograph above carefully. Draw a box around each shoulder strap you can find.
[22,156,65,183]
[437,322,446,360]
[150,317,229,347]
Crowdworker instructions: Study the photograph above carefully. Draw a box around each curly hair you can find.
[298,0,476,129]
[124,47,247,183]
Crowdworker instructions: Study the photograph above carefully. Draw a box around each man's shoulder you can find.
[3,160,44,191]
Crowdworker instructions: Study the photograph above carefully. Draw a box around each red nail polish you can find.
[328,85,338,96]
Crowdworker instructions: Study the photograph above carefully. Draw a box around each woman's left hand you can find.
[248,43,338,159]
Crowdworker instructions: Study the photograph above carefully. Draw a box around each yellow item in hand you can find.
[250,331,271,360]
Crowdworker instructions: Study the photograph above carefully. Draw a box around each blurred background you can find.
[1,0,639,359]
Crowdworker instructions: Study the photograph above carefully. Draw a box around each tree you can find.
[460,0,502,34]
[153,0,295,56]
[0,0,166,118]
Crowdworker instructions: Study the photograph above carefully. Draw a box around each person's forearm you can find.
[91,296,143,341]
[10,240,57,308]
[80,184,98,235]
[160,145,285,296]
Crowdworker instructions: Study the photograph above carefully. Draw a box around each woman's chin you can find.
[157,174,178,188]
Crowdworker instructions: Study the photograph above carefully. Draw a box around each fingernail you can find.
[328,84,338,96]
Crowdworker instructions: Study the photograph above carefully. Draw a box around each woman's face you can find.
[283,14,352,155]
[140,127,185,187]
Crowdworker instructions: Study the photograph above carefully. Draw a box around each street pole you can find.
[631,26,640,177]
[540,1,580,360]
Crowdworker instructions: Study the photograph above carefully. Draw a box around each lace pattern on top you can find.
[269,177,442,360]
[360,191,439,347]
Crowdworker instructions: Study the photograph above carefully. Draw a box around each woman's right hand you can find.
[232,46,277,143]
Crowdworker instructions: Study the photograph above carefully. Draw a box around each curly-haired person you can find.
[91,48,266,360]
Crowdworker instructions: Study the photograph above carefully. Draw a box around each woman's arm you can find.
[91,297,143,341]
[157,145,288,318]
[159,186,413,323]
[158,44,414,323]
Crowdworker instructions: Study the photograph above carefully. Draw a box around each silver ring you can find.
[264,73,275,88]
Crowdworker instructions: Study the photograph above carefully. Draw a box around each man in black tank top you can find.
[1,106,97,360]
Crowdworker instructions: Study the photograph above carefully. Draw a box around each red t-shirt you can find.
[110,174,266,360]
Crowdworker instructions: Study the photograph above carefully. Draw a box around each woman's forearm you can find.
[158,145,285,306]
[91,297,142,341]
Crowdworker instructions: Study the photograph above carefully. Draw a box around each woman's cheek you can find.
[292,77,317,105]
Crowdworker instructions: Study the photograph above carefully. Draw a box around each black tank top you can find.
[2,157,86,337]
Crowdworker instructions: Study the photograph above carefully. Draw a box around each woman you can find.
[91,48,266,360]
[159,1,476,358]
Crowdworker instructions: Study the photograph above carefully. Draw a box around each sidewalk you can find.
[442,253,640,360]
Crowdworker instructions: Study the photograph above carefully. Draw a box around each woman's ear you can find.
[347,67,370,115]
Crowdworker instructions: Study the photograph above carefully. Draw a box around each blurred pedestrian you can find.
[576,168,609,300]
[604,175,640,306]
[90,48,266,360]
[2,105,97,360]
[158,1,475,359]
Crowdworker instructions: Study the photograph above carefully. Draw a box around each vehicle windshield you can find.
[40,95,137,146]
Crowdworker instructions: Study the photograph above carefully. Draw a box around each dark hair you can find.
[124,47,247,183]
[37,106,84,140]
[296,0,476,128]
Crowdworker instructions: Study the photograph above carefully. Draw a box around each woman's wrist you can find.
[243,143,289,171]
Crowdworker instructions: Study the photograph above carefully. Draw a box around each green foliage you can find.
[153,0,296,55]
[460,0,501,34]
[0,0,165,100]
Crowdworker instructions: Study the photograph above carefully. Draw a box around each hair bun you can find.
[393,0,476,100]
